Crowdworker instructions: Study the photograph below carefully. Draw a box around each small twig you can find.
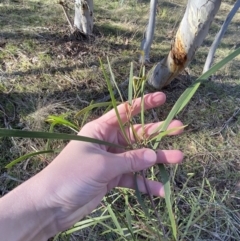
[76,95,90,105]
[211,107,240,135]
[58,1,74,33]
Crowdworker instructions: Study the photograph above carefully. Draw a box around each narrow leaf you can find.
[152,47,240,241]
[182,178,205,238]
[80,100,94,129]
[63,216,111,235]
[46,115,79,131]
[107,204,124,235]
[0,129,124,149]
[107,57,124,102]
[159,164,177,240]
[153,46,240,148]
[100,58,130,144]
[75,102,115,118]
[124,194,134,238]
[128,62,134,106]
[5,150,54,169]
[148,125,187,143]
[140,76,146,136]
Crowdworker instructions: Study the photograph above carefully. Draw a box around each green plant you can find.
[1,47,240,240]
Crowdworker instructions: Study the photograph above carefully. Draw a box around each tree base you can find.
[71,28,89,41]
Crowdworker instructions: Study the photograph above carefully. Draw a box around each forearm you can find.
[0,141,97,241]
[0,174,59,241]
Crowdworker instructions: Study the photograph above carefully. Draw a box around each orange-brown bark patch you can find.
[171,34,187,67]
[162,34,187,87]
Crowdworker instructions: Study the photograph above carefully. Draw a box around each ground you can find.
[0,0,240,240]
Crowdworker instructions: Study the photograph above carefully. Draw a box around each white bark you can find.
[139,0,158,64]
[148,0,221,90]
[203,0,240,73]
[74,0,93,35]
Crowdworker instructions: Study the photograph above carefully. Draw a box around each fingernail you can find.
[143,149,156,165]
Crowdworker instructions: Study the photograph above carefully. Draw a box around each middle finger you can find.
[118,120,184,146]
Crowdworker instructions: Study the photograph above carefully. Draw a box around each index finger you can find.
[97,92,166,126]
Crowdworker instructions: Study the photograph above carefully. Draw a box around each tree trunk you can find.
[74,0,94,35]
[139,0,158,64]
[148,0,221,90]
[203,0,240,73]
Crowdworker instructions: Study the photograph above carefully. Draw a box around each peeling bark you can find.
[148,0,221,90]
[74,0,93,35]
[139,0,158,64]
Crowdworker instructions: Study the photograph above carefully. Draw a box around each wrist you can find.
[0,173,60,241]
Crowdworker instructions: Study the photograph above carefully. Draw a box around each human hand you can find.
[36,92,184,232]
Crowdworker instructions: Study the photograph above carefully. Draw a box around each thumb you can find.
[114,148,157,175]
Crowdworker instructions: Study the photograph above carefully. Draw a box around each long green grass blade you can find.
[148,125,187,143]
[104,195,134,239]
[176,47,240,115]
[0,129,124,149]
[100,58,130,144]
[103,103,113,114]
[159,164,177,240]
[5,150,55,169]
[140,76,146,137]
[128,62,134,106]
[80,100,94,129]
[152,46,240,147]
[182,178,205,238]
[100,225,127,239]
[124,193,134,238]
[63,216,111,235]
[107,204,124,235]
[75,102,115,118]
[152,46,240,241]
[127,63,135,143]
[104,227,141,238]
[134,76,144,98]
[107,57,124,102]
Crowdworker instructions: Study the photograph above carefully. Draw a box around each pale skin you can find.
[0,92,184,241]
